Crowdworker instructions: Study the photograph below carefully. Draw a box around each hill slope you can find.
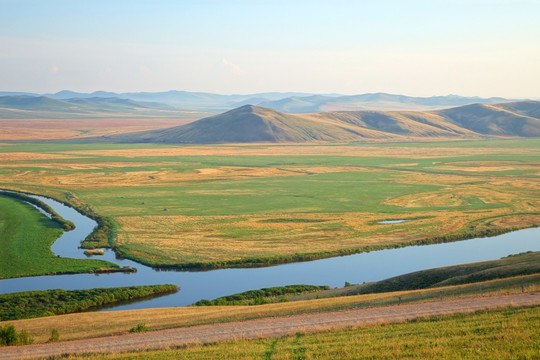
[109,105,366,143]
[438,102,540,137]
[2,90,521,112]
[103,101,540,144]
[0,95,194,119]
[258,93,515,112]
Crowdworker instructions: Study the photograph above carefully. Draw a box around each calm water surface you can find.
[0,193,538,309]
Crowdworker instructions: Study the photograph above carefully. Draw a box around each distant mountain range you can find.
[0,90,524,113]
[97,101,540,144]
[0,95,201,119]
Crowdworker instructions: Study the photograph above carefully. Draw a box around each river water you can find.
[0,193,538,309]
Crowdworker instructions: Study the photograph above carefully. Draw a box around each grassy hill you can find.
[106,105,368,143]
[0,95,189,119]
[258,93,514,112]
[100,101,540,143]
[437,102,540,137]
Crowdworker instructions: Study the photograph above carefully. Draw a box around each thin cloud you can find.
[50,65,59,74]
[221,58,243,75]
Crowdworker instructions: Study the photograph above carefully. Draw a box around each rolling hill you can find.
[97,101,540,144]
[257,93,515,112]
[106,105,365,143]
[0,95,197,119]
[1,90,521,112]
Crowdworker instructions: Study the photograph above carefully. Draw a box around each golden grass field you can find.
[0,118,194,140]
[0,139,538,267]
[2,275,538,344]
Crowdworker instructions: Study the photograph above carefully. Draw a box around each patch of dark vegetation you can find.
[0,324,34,346]
[0,285,178,321]
[129,323,149,333]
[84,248,105,256]
[195,285,329,306]
[259,218,328,223]
[0,190,75,230]
[92,266,136,274]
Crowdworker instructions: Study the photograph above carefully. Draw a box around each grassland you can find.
[2,274,538,344]
[74,306,540,360]
[0,138,538,269]
[0,118,196,141]
[0,195,117,279]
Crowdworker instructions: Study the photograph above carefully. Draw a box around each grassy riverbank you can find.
[3,274,538,344]
[0,195,117,279]
[0,139,538,269]
[195,285,330,306]
[0,285,178,321]
[287,251,540,301]
[78,306,540,360]
[191,252,540,306]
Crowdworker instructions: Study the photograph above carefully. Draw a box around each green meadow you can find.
[0,139,538,269]
[0,194,117,279]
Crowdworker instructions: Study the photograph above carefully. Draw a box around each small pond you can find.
[0,193,538,309]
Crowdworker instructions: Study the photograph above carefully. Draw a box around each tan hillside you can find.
[96,101,540,143]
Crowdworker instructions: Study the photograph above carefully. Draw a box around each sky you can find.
[1,0,539,98]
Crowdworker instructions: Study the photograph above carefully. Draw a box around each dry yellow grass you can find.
[0,141,538,267]
[113,208,538,264]
[0,165,374,190]
[3,277,538,344]
[0,153,77,161]
[58,144,539,158]
[0,118,194,140]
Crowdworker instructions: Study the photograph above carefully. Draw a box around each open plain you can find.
[0,139,538,269]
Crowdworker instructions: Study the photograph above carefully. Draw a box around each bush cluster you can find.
[195,285,329,306]
[0,285,178,321]
[0,324,34,346]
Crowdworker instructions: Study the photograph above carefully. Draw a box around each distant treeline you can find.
[0,190,75,231]
[0,285,178,321]
[195,285,329,306]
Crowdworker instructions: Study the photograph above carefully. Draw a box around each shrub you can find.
[129,323,148,333]
[0,325,34,346]
[48,328,60,342]
[0,324,18,346]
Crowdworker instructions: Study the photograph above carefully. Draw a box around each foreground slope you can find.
[1,294,538,359]
[104,101,540,143]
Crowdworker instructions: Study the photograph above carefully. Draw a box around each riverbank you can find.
[1,292,538,359]
[1,140,538,273]
[117,222,539,271]
[0,285,178,321]
[0,194,117,279]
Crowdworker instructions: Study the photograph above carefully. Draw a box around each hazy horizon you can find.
[1,1,539,98]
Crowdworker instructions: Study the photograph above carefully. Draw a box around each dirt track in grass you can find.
[1,292,539,360]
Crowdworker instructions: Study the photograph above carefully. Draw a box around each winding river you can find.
[0,193,538,310]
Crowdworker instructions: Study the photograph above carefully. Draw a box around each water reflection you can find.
[0,192,538,310]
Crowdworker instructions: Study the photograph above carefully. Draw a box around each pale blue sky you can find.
[1,0,539,97]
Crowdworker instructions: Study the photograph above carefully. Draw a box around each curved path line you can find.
[2,292,539,360]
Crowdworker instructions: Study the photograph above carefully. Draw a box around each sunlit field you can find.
[1,139,538,268]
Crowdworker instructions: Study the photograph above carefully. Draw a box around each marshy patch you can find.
[377,219,411,224]
[259,218,328,224]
